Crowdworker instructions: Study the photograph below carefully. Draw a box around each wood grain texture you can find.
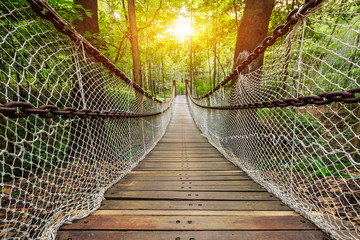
[57,230,328,240]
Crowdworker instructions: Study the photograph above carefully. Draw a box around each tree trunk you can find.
[128,0,142,87]
[162,56,165,98]
[228,0,274,165]
[213,0,218,88]
[71,0,112,182]
[128,0,143,112]
[233,0,274,70]
[189,6,193,94]
[73,0,99,35]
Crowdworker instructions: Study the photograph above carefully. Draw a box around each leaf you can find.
[11,191,19,196]
[85,11,93,18]
[333,173,360,178]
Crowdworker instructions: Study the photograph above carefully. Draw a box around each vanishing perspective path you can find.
[57,96,328,240]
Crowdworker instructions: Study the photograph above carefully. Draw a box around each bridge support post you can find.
[173,80,176,97]
[185,79,189,95]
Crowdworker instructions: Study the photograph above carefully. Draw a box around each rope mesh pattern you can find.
[0,1,173,239]
[189,1,359,239]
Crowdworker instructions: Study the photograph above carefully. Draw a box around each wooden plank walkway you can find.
[57,96,327,240]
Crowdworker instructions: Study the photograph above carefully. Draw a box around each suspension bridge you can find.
[0,0,359,240]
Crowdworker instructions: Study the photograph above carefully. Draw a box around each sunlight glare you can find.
[167,13,192,42]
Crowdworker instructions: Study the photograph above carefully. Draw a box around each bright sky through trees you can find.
[166,7,192,42]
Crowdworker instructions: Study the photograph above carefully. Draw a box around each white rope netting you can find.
[189,1,359,239]
[0,1,173,239]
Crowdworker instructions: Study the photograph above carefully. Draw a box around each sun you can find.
[167,12,192,42]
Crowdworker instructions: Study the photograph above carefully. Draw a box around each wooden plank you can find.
[137,162,235,168]
[144,159,228,162]
[145,155,225,159]
[99,200,290,210]
[144,157,229,161]
[117,180,258,186]
[149,151,220,154]
[151,149,217,152]
[129,171,244,176]
[109,184,264,192]
[155,144,212,148]
[138,162,233,166]
[105,190,275,200]
[92,210,299,216]
[60,215,316,230]
[135,167,239,171]
[57,230,328,240]
[154,144,214,147]
[121,175,251,181]
[135,163,239,170]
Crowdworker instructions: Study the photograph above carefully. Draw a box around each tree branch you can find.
[137,0,162,32]
[115,34,130,63]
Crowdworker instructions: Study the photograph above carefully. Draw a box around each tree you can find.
[71,0,110,167]
[73,0,99,35]
[233,0,274,71]
[127,0,142,88]
[227,0,275,162]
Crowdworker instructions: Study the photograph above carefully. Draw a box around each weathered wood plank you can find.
[104,191,273,200]
[129,171,245,176]
[116,180,258,186]
[120,175,251,181]
[109,184,264,191]
[57,230,328,240]
[137,163,237,169]
[135,167,239,171]
[60,215,316,230]
[144,159,228,162]
[138,162,234,166]
[92,210,299,216]
[99,200,290,210]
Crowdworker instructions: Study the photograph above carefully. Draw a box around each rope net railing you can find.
[0,1,174,239]
[188,1,359,239]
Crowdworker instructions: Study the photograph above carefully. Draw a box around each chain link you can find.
[197,0,324,100]
[189,87,360,110]
[0,102,169,119]
[26,0,162,104]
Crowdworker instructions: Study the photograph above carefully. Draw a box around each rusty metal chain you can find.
[196,0,324,100]
[189,87,360,110]
[25,0,162,104]
[0,102,169,119]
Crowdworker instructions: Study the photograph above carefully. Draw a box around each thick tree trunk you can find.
[73,0,99,35]
[189,6,193,94]
[233,0,274,70]
[71,1,112,179]
[128,0,142,87]
[228,0,274,165]
[213,0,218,88]
[128,0,143,112]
